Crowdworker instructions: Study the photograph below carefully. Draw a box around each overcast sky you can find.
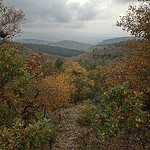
[3,0,139,44]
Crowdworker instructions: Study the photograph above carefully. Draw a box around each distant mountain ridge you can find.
[15,39,93,50]
[55,40,93,50]
[97,36,135,46]
[15,39,54,45]
[15,36,137,51]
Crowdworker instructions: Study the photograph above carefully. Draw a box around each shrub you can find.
[0,119,57,150]
[91,83,150,149]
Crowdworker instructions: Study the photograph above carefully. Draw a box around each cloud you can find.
[67,1,97,21]
[3,0,125,31]
[3,0,137,43]
[68,2,79,10]
[4,0,133,28]
[66,21,84,28]
[77,2,98,21]
[4,0,73,28]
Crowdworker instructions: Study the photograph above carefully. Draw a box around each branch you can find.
[138,135,146,150]
[31,70,42,79]
[34,90,41,100]
[21,105,33,116]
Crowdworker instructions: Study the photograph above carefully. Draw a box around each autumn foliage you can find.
[62,61,94,104]
[0,0,150,149]
[0,43,27,127]
[0,2,25,42]
[91,83,150,149]
[31,73,73,111]
[101,0,150,109]
[78,0,150,149]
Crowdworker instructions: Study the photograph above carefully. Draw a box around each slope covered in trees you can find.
[13,42,85,57]
[15,39,93,50]
[97,36,134,46]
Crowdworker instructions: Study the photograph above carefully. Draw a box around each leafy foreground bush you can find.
[0,118,57,150]
[78,83,150,149]
[92,83,150,149]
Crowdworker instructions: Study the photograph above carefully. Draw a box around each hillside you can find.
[65,45,124,71]
[55,40,93,50]
[15,39,54,45]
[69,45,123,62]
[15,39,92,50]
[97,36,135,46]
[14,42,85,58]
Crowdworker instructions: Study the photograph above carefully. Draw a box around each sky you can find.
[3,0,139,44]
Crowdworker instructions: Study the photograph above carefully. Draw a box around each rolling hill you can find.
[14,39,54,45]
[55,40,93,50]
[13,42,85,58]
[97,36,135,46]
[68,45,124,62]
[15,39,93,50]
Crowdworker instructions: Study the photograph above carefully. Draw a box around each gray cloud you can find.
[3,0,136,43]
[68,1,100,21]
[69,2,79,10]
[4,0,73,28]
[77,2,98,21]
[4,0,135,28]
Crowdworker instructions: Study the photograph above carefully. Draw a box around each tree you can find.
[100,0,150,109]
[116,0,150,108]
[54,58,63,71]
[117,0,150,41]
[0,1,25,43]
[62,61,94,104]
[38,73,73,111]
[0,43,27,126]
[0,3,57,149]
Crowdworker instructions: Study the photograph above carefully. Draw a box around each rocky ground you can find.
[52,104,90,150]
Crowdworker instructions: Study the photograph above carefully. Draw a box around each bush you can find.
[0,119,57,150]
[91,83,150,149]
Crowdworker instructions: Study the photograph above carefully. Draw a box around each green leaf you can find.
[4,100,7,106]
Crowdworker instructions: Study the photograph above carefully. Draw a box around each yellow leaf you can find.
[135,123,139,128]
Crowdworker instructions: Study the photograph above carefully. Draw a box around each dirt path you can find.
[52,104,89,150]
